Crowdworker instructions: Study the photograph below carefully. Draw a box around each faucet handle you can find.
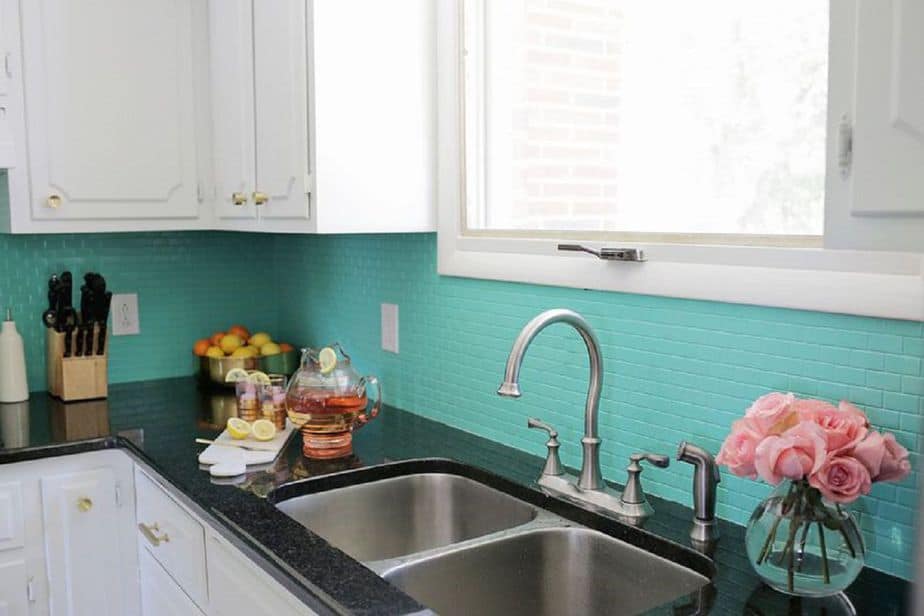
[527,417,558,438]
[629,452,669,468]
[527,417,563,477]
[621,452,669,507]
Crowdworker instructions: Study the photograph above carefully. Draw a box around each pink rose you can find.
[716,418,764,479]
[878,433,912,482]
[809,455,872,504]
[745,392,796,434]
[754,421,828,485]
[852,431,885,478]
[795,399,868,454]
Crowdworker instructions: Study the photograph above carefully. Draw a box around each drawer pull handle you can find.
[76,497,93,512]
[138,522,170,546]
[252,191,268,205]
[231,191,248,205]
[46,194,62,209]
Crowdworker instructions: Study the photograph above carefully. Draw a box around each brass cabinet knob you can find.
[46,195,62,209]
[231,192,248,206]
[252,191,268,205]
[77,497,93,512]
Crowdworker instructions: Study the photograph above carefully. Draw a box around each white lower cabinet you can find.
[0,453,316,616]
[42,467,138,616]
[139,549,204,616]
[0,559,29,616]
[134,467,316,616]
[0,449,139,616]
[207,534,315,616]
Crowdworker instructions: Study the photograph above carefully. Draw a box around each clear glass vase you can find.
[745,480,865,597]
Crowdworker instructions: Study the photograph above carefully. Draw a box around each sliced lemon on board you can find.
[226,417,251,440]
[251,419,277,442]
[318,347,337,375]
[246,370,272,385]
[224,368,250,383]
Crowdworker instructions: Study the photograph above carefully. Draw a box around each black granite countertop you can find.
[0,377,911,615]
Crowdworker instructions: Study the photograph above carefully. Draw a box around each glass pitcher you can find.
[285,344,382,459]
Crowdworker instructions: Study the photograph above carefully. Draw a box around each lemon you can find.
[318,347,337,375]
[247,370,272,385]
[251,419,276,442]
[224,368,250,383]
[226,417,251,440]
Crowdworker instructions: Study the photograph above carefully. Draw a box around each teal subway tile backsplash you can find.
[0,223,919,580]
[274,232,923,580]
[0,232,276,388]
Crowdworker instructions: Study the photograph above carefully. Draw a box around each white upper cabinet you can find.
[252,0,311,221]
[210,0,435,233]
[310,0,435,233]
[0,0,213,233]
[209,0,257,222]
[825,0,924,252]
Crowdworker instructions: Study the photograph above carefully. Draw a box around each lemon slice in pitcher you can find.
[252,419,277,442]
[224,368,250,383]
[318,347,337,375]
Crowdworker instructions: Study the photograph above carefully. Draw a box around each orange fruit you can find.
[228,325,250,340]
[279,343,294,352]
[209,331,225,346]
[193,339,211,356]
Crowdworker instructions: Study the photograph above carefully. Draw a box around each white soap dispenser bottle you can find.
[0,308,28,402]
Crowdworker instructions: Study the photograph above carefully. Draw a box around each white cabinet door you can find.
[42,467,136,616]
[206,534,314,616]
[0,559,28,616]
[19,0,202,221]
[139,549,204,616]
[825,0,924,252]
[209,0,256,221]
[252,0,311,221]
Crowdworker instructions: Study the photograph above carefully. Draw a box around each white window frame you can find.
[436,1,924,321]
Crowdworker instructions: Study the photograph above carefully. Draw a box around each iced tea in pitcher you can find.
[285,344,381,459]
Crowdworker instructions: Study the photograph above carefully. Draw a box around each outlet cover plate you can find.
[112,293,140,335]
[381,303,399,353]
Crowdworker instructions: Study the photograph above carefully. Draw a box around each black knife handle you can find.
[74,326,84,356]
[96,325,107,356]
[63,327,73,358]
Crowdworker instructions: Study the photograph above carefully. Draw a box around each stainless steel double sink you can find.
[272,461,712,615]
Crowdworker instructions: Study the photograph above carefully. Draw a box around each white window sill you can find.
[438,235,924,321]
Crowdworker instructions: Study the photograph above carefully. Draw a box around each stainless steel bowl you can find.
[198,355,260,386]
[197,349,298,387]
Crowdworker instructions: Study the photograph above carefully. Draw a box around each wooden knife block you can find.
[46,327,108,401]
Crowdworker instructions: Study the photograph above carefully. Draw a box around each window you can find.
[464,1,828,245]
[437,1,924,321]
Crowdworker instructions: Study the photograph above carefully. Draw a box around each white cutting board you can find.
[198,419,297,467]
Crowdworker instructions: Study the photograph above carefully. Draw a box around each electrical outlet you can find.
[112,293,140,335]
[381,303,399,353]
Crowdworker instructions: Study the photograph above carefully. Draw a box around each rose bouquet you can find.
[717,393,911,596]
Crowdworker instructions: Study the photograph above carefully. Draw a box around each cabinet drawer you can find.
[0,483,23,552]
[139,548,205,616]
[207,534,314,616]
[135,469,207,609]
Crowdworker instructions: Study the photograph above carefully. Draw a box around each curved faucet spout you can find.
[497,309,604,490]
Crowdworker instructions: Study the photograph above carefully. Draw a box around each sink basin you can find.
[382,527,710,616]
[275,473,537,561]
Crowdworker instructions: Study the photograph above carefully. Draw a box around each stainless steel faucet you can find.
[677,441,721,544]
[498,309,667,522]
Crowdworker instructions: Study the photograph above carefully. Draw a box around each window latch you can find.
[558,244,646,262]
